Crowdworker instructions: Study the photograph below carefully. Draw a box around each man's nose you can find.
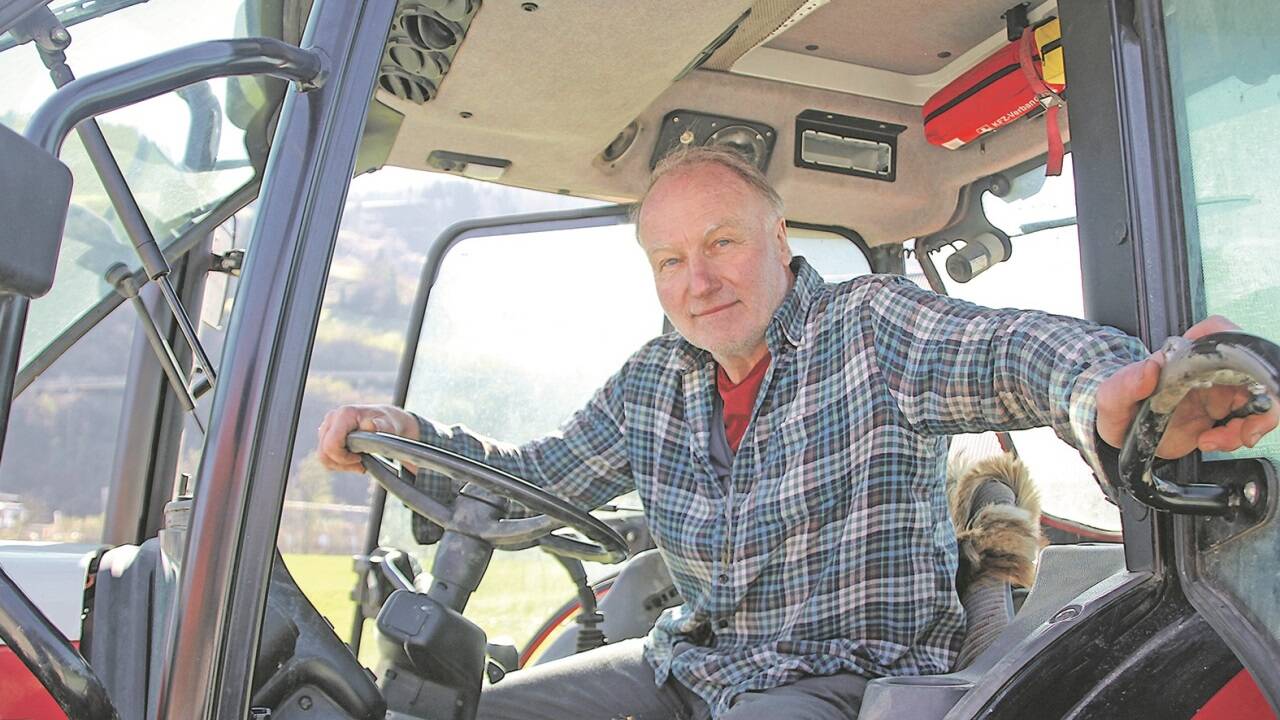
[687,256,720,297]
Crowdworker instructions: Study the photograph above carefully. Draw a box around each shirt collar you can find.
[672,256,821,370]
[768,255,821,351]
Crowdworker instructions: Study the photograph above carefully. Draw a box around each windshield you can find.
[0,0,277,371]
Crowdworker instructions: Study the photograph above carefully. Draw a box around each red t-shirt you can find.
[716,353,771,452]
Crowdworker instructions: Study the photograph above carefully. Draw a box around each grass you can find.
[283,549,587,668]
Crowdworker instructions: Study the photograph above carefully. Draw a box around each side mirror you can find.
[0,123,73,299]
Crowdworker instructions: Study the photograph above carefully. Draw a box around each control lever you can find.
[485,641,519,683]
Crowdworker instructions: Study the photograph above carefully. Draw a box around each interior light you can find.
[794,110,906,182]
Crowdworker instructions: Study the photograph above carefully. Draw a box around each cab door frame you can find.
[1064,0,1279,712]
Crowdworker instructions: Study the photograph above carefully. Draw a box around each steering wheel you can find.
[347,431,630,564]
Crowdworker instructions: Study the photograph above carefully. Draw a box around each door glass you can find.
[1164,0,1280,688]
[0,302,135,543]
[1,0,264,372]
[905,156,1121,533]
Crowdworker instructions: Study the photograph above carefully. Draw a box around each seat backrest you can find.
[85,496,193,720]
[535,548,679,665]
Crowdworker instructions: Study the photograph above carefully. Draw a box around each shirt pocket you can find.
[763,403,852,529]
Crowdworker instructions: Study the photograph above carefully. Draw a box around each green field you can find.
[283,549,587,667]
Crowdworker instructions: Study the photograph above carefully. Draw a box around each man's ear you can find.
[774,216,791,262]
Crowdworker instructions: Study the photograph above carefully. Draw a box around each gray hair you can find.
[630,145,784,233]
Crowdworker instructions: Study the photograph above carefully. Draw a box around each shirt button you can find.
[717,572,729,583]
[716,618,730,629]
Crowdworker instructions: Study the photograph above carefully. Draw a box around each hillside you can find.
[0,168,598,528]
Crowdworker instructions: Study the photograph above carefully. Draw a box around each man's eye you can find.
[714,238,733,247]
[659,258,680,270]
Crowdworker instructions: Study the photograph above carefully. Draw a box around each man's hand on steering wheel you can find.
[317,404,421,473]
[316,404,630,563]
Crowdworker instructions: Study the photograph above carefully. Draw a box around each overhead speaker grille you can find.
[649,110,777,172]
[706,125,768,170]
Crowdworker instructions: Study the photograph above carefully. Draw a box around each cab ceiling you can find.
[763,0,1055,75]
[379,0,1062,246]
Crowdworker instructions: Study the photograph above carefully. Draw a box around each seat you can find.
[85,507,384,719]
[858,543,1128,720]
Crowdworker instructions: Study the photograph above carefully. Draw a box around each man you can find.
[318,146,1277,719]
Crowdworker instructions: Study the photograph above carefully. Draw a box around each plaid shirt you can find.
[415,257,1146,716]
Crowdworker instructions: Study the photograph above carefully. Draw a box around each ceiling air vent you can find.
[404,12,460,50]
[377,0,480,105]
[378,66,437,105]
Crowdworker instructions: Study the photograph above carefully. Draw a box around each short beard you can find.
[697,323,769,362]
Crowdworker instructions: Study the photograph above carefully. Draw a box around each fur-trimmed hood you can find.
[948,453,1044,588]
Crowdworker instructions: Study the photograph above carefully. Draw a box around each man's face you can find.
[637,163,793,364]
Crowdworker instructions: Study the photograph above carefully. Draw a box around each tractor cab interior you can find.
[1,0,1279,718]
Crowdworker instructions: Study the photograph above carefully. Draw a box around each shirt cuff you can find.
[408,413,464,543]
[1067,360,1129,504]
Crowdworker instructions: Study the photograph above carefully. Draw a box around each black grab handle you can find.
[1117,331,1280,514]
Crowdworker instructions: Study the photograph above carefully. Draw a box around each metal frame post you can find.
[155,2,398,717]
[1059,0,1172,573]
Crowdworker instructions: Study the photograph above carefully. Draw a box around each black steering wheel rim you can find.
[347,431,629,563]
